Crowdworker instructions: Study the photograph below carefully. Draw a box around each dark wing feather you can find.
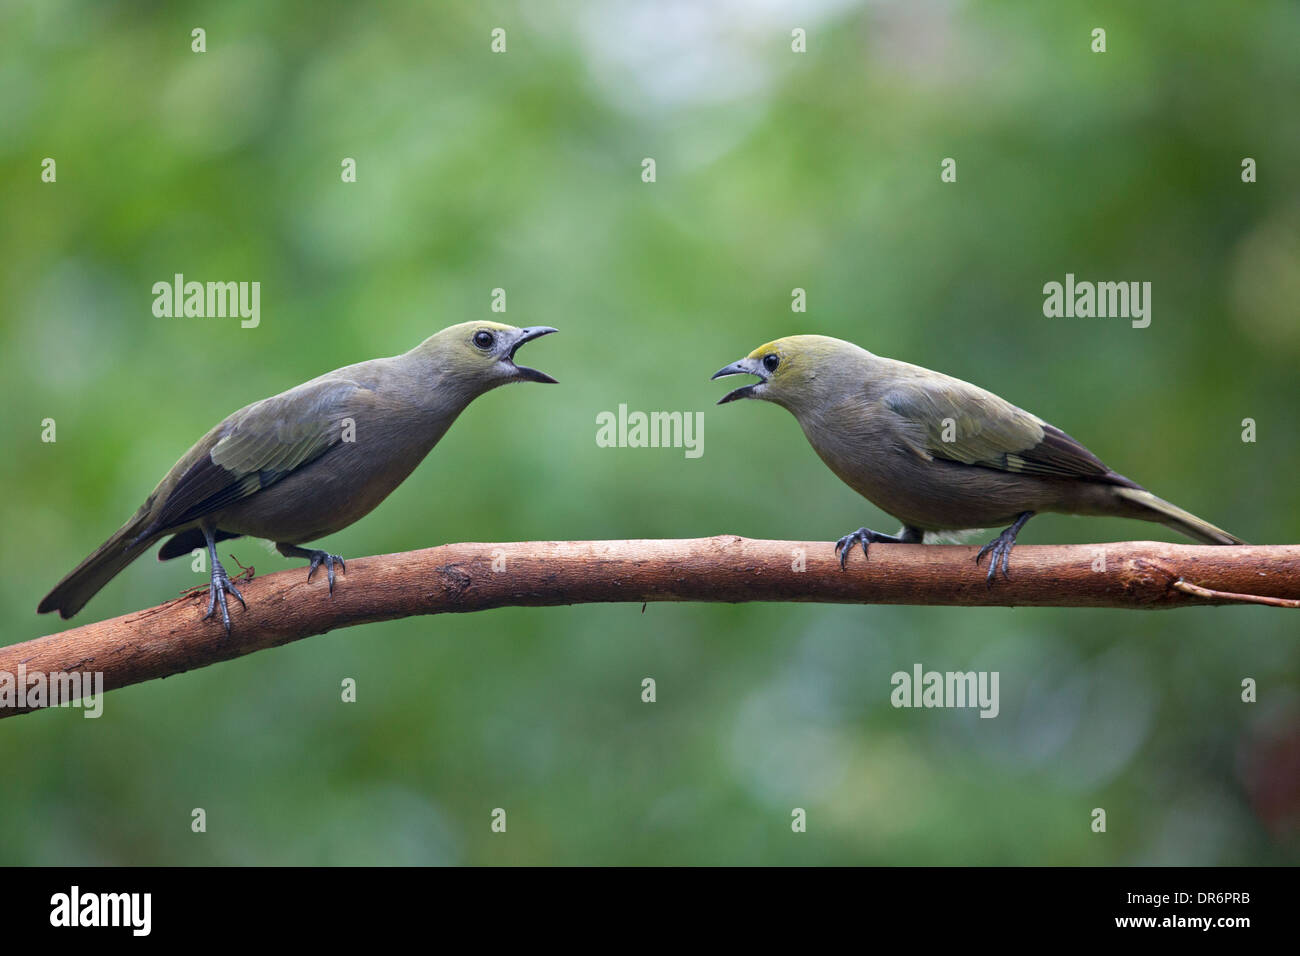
[1012,423,1138,486]
[152,379,366,530]
[881,379,1138,487]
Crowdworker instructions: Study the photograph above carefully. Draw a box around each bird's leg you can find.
[276,543,347,595]
[835,525,922,568]
[975,511,1035,585]
[202,526,246,634]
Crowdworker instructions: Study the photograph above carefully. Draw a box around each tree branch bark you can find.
[3,537,1298,718]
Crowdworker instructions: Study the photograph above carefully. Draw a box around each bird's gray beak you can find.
[508,327,558,383]
[712,357,765,404]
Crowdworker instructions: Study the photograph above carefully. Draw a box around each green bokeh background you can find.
[1,0,1297,865]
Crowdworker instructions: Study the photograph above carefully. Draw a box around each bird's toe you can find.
[202,563,244,633]
[836,528,879,568]
[303,550,346,594]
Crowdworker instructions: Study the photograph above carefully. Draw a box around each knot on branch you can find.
[435,563,473,601]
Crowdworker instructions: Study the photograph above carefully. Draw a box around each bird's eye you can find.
[763,353,780,373]
[473,330,495,350]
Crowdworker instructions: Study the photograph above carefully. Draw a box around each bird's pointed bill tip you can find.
[513,366,558,384]
[513,326,557,347]
[713,358,761,402]
[509,327,558,383]
[711,361,745,381]
[716,385,756,404]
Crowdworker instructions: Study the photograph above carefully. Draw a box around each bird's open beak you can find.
[508,327,559,383]
[712,357,765,404]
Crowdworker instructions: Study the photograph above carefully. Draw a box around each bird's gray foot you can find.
[306,550,346,594]
[276,543,346,595]
[835,527,903,568]
[203,560,246,635]
[975,511,1034,585]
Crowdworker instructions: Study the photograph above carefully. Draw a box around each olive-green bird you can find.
[38,321,558,630]
[713,335,1243,581]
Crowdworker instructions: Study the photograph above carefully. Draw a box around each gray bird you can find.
[38,321,558,630]
[713,335,1243,581]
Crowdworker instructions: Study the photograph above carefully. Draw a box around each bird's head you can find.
[712,335,862,413]
[416,321,559,396]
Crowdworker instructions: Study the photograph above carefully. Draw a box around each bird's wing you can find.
[880,376,1130,484]
[151,378,372,529]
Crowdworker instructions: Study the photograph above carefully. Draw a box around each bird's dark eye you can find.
[763,353,780,373]
[473,330,495,350]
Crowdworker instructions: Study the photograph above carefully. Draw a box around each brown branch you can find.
[3,537,1298,718]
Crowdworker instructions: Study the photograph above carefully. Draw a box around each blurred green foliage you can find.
[1,0,1297,864]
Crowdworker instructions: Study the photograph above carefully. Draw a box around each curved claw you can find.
[836,532,867,568]
[834,527,902,569]
[305,550,347,595]
[203,564,246,635]
[974,537,1009,585]
[977,538,1003,582]
[974,512,1033,587]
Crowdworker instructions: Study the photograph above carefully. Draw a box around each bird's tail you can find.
[1115,487,1246,545]
[37,511,160,619]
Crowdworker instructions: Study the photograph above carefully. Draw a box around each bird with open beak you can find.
[39,322,558,631]
[713,334,1243,582]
